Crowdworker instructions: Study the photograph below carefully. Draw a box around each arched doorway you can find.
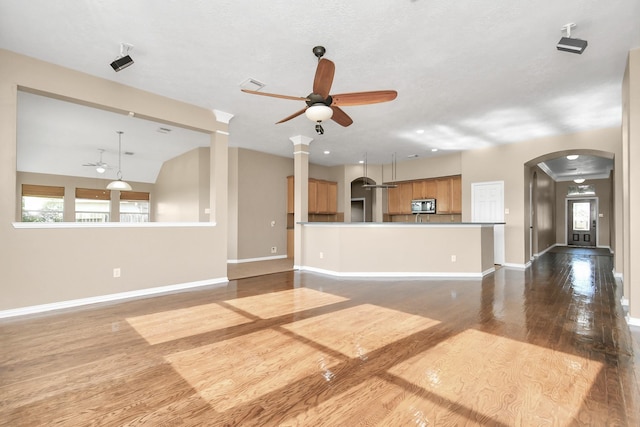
[524,149,614,261]
[351,177,375,222]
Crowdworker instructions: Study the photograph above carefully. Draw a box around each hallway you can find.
[1,247,638,425]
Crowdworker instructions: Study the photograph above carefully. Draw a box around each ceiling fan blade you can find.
[241,89,309,102]
[276,108,307,124]
[331,90,398,106]
[330,106,353,127]
[313,58,335,98]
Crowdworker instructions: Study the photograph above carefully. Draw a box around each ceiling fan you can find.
[83,149,110,174]
[241,46,397,134]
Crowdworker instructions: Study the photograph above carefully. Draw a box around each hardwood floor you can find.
[1,247,639,426]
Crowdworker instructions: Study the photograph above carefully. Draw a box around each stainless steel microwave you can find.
[411,199,436,214]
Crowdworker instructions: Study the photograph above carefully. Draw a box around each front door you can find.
[567,199,597,247]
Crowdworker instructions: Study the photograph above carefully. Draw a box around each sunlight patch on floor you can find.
[126,302,253,345]
[224,287,348,319]
[281,304,440,358]
[387,328,603,425]
[164,328,343,412]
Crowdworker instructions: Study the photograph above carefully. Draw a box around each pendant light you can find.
[106,131,132,191]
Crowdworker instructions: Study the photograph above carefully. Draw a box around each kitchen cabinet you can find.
[450,175,462,214]
[327,181,337,213]
[287,176,338,215]
[386,175,461,217]
[436,178,451,213]
[412,180,437,199]
[308,179,318,213]
[387,182,413,214]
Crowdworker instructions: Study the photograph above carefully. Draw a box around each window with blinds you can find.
[75,188,111,222]
[120,191,150,223]
[21,184,65,222]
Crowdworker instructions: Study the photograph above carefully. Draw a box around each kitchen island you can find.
[298,222,498,278]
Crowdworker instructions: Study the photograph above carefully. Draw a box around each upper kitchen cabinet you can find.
[287,176,338,215]
[387,182,413,214]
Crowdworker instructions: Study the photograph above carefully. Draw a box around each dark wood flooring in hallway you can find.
[1,247,639,426]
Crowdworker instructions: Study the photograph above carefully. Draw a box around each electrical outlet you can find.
[451,255,457,262]
[319,252,324,259]
[113,268,121,278]
[270,246,277,254]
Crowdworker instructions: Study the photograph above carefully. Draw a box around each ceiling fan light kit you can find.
[241,46,397,133]
[557,23,587,54]
[305,104,333,122]
[106,131,132,191]
[83,148,110,174]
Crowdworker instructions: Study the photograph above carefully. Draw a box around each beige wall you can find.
[382,152,463,182]
[234,148,293,260]
[154,147,209,222]
[623,48,640,318]
[301,223,494,275]
[462,128,621,267]
[0,49,228,312]
[227,147,239,260]
[533,166,556,255]
[554,178,612,248]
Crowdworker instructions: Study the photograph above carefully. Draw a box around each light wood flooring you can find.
[1,247,639,425]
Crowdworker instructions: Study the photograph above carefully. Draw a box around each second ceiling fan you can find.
[242,46,397,134]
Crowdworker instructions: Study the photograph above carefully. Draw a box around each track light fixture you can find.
[110,43,134,71]
[557,23,587,54]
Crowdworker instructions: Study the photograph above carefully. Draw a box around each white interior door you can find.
[472,181,505,265]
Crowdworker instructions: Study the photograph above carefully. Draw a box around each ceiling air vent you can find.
[157,127,172,134]
[239,78,266,91]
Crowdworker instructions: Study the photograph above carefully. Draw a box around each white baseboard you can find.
[626,315,640,327]
[299,266,485,278]
[0,277,228,319]
[227,255,287,264]
[614,272,623,281]
[534,243,559,258]
[502,262,531,270]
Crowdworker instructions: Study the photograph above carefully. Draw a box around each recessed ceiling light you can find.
[416,129,425,134]
[358,160,364,164]
[324,150,330,154]
[431,148,438,152]
[566,154,579,160]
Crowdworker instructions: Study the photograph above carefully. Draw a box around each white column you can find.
[290,135,313,269]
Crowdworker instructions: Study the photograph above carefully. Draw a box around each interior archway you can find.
[524,149,615,261]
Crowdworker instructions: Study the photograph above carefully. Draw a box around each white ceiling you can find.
[2,0,638,182]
